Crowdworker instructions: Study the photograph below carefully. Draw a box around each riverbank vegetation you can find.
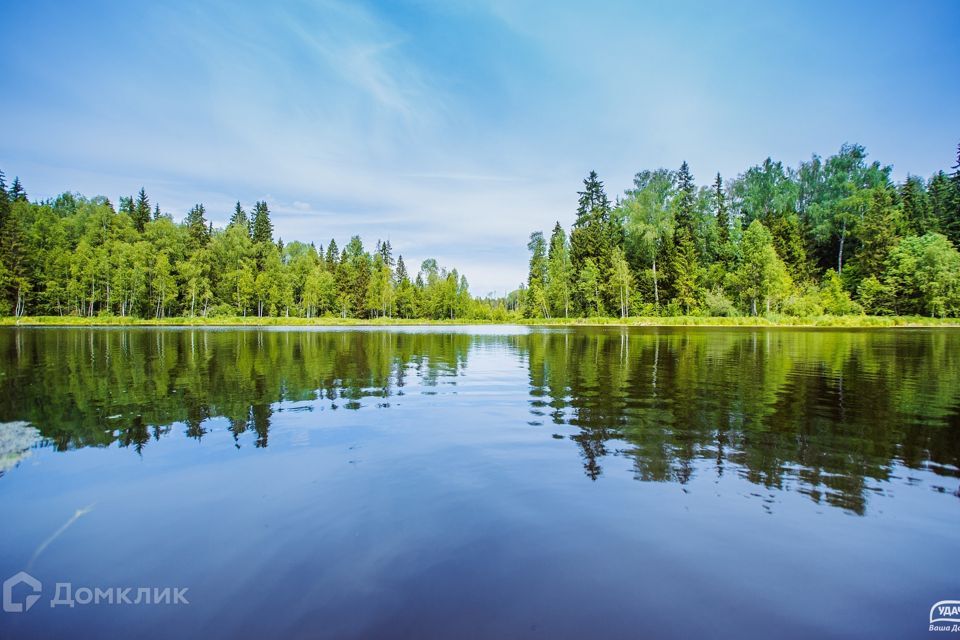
[522,143,960,320]
[1,141,959,321]
[2,315,958,328]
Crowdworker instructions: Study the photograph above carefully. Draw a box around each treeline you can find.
[0,175,504,319]
[522,143,960,318]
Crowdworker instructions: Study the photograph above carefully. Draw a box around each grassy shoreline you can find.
[2,315,959,328]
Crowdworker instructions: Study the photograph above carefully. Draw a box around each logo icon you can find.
[931,600,960,625]
[3,571,42,613]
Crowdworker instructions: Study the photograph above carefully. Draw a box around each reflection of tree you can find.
[0,329,473,452]
[1,327,958,515]
[525,327,960,514]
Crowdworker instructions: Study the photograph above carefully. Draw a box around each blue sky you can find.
[1,0,957,295]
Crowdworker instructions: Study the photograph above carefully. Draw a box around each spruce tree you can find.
[713,174,729,242]
[325,239,339,271]
[666,161,701,310]
[674,161,696,236]
[929,171,959,246]
[230,201,249,229]
[9,177,26,202]
[251,201,273,244]
[900,175,933,235]
[119,195,134,217]
[133,187,151,232]
[0,171,9,231]
[949,142,960,245]
[569,171,614,313]
[379,239,394,267]
[185,204,209,246]
[854,187,901,282]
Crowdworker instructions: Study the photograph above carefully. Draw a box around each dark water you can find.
[0,326,958,639]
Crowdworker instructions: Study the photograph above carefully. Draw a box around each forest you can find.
[1,141,959,320]
[0,176,481,320]
[522,142,960,319]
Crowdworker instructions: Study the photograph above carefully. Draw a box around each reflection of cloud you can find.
[0,421,41,476]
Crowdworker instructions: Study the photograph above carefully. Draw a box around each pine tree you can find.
[325,239,339,271]
[948,142,960,245]
[714,173,729,245]
[133,188,151,232]
[899,175,933,235]
[768,214,810,283]
[185,204,210,247]
[569,171,617,313]
[674,161,696,237]
[379,239,394,267]
[661,161,701,310]
[230,202,249,229]
[9,177,26,202]
[929,171,959,246]
[0,170,9,231]
[153,203,162,221]
[854,187,901,282]
[119,195,134,217]
[251,201,273,244]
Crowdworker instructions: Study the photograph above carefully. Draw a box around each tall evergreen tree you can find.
[251,201,273,244]
[8,177,26,202]
[325,239,339,271]
[0,171,9,231]
[230,202,249,229]
[929,171,959,246]
[119,195,134,217]
[667,161,701,309]
[185,204,210,247]
[713,173,729,245]
[570,171,616,313]
[133,187,151,232]
[854,187,901,283]
[673,161,696,236]
[379,239,394,267]
[948,142,960,245]
[899,175,932,235]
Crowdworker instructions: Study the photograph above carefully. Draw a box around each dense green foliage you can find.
[0,175,507,320]
[2,141,959,321]
[523,143,960,318]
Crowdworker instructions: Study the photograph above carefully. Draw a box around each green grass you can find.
[2,314,959,328]
[519,315,960,327]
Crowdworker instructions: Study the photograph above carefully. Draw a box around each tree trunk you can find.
[837,218,846,274]
[652,255,659,307]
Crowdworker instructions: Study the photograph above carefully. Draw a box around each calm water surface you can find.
[0,326,958,639]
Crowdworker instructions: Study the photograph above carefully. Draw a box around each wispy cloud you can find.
[1,0,958,294]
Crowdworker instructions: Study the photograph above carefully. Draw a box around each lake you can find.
[0,326,958,639]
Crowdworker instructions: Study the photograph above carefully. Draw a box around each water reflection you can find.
[525,328,960,514]
[0,326,958,514]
